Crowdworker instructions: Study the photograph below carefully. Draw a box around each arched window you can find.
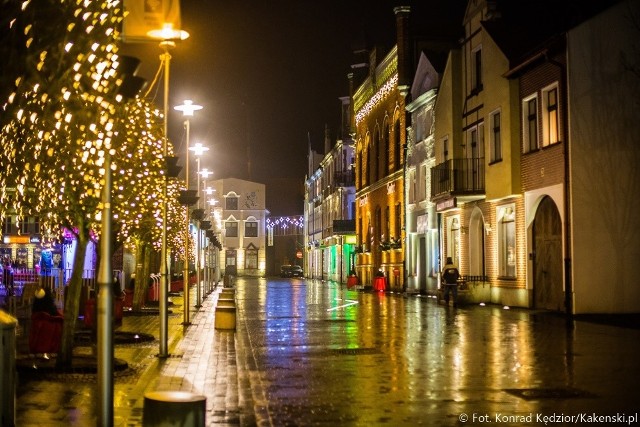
[381,122,389,177]
[394,119,402,171]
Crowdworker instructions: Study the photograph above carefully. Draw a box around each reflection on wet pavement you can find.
[236,277,640,426]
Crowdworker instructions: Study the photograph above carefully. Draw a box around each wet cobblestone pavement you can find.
[13,277,640,426]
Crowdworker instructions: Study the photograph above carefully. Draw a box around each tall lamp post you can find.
[189,143,209,307]
[175,100,203,324]
[96,56,145,426]
[147,23,190,355]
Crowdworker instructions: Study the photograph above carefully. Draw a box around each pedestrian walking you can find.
[441,257,460,307]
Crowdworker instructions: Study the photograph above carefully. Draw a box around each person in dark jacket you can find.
[32,287,62,316]
[441,257,460,307]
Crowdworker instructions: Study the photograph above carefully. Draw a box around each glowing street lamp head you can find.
[189,142,209,156]
[174,99,203,117]
[147,23,190,42]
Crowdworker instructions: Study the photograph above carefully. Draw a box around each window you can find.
[490,110,502,163]
[443,136,449,163]
[225,221,238,237]
[385,205,390,239]
[408,168,416,204]
[245,221,258,237]
[2,216,12,234]
[226,196,238,210]
[523,96,538,152]
[245,247,258,269]
[542,85,559,147]
[472,47,483,92]
[498,205,516,278]
[419,164,427,200]
[395,203,402,239]
[394,120,402,171]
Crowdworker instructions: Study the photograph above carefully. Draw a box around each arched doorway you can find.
[533,196,563,311]
[468,208,485,277]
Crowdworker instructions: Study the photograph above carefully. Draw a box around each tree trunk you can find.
[132,243,150,311]
[57,229,89,368]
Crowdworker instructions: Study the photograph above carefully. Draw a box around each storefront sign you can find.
[436,197,457,212]
[3,235,30,244]
[358,195,368,207]
[30,235,42,244]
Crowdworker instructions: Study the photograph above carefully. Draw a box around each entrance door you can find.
[419,237,427,292]
[225,250,237,276]
[533,197,563,311]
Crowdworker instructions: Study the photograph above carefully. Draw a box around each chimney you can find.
[394,6,411,97]
[348,73,356,137]
[324,124,331,155]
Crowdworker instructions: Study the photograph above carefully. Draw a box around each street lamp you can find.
[146,23,190,355]
[96,56,145,426]
[189,143,209,307]
[175,100,202,324]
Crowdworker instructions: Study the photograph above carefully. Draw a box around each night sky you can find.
[121,1,460,215]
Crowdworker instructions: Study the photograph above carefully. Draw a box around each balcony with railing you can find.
[431,158,485,200]
[322,170,355,198]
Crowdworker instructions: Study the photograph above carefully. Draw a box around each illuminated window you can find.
[449,217,460,266]
[225,221,238,237]
[542,85,560,146]
[498,205,516,278]
[523,95,538,153]
[489,110,502,163]
[245,221,258,237]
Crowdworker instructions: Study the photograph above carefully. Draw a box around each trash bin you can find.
[0,310,17,426]
[143,391,206,426]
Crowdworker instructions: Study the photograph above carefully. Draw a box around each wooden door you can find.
[533,197,563,311]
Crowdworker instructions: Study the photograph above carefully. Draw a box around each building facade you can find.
[404,52,441,294]
[304,105,356,283]
[210,178,267,278]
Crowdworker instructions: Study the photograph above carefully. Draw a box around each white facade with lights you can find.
[210,178,267,277]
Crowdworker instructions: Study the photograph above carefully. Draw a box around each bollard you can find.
[0,310,17,426]
[214,306,236,330]
[143,391,206,426]
[217,298,235,308]
[220,288,235,298]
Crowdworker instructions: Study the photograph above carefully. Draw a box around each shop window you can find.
[449,217,460,266]
[498,205,516,278]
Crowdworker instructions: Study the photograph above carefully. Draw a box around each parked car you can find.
[280,265,303,278]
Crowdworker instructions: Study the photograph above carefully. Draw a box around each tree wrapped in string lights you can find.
[0,0,185,367]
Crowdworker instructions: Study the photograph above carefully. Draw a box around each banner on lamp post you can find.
[122,0,183,42]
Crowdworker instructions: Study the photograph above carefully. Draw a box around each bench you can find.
[14,282,39,318]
